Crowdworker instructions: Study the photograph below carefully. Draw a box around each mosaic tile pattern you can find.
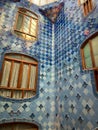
[0,0,98,130]
[54,0,98,129]
[0,0,55,130]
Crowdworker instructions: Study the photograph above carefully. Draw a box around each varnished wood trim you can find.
[14,29,37,38]
[17,62,23,88]
[0,86,35,91]
[27,64,31,89]
[5,57,38,65]
[34,65,38,91]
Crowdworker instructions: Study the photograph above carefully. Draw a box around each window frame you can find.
[80,32,98,92]
[13,7,38,41]
[80,32,98,70]
[78,0,94,16]
[0,53,38,99]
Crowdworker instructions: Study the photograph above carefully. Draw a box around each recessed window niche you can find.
[0,53,38,99]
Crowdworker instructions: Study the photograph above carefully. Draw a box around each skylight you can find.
[28,0,58,6]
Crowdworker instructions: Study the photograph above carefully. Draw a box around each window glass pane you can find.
[16,13,23,31]
[4,90,11,98]
[29,65,36,89]
[10,62,20,88]
[30,19,37,36]
[0,89,11,98]
[5,54,21,60]
[24,91,35,98]
[91,36,98,67]
[22,56,36,62]
[13,90,22,99]
[23,16,30,34]
[1,61,11,86]
[84,43,92,68]
[21,64,28,88]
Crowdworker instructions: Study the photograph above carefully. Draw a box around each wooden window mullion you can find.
[27,64,31,89]
[22,90,24,98]
[89,0,93,11]
[81,49,86,69]
[87,1,89,13]
[0,59,5,84]
[11,90,14,98]
[33,65,38,91]
[17,62,23,88]
[83,3,87,16]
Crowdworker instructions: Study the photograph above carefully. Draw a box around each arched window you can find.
[80,32,98,92]
[14,8,38,41]
[0,122,39,130]
[0,53,38,99]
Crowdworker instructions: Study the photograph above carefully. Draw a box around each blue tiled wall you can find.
[0,0,56,130]
[54,0,98,129]
[0,0,98,130]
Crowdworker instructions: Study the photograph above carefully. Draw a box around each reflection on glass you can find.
[16,13,23,31]
[10,62,20,88]
[23,16,30,34]
[21,64,28,88]
[29,65,36,89]
[91,36,98,67]
[84,43,92,68]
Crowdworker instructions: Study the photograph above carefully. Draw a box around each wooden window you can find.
[80,32,98,92]
[29,0,58,6]
[0,53,38,99]
[14,8,38,41]
[0,122,38,130]
[78,0,93,16]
